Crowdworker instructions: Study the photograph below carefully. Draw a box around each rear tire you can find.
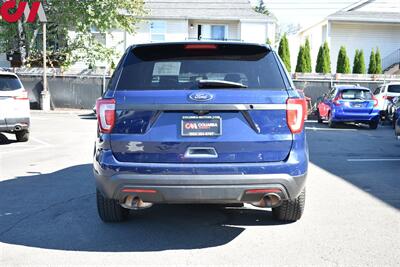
[272,189,305,222]
[96,189,129,223]
[369,120,379,130]
[327,113,336,128]
[15,130,29,142]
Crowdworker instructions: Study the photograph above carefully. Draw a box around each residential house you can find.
[106,0,276,55]
[288,0,400,73]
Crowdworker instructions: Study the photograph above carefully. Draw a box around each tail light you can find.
[287,98,306,134]
[13,89,29,100]
[372,95,379,107]
[96,98,116,133]
[383,95,394,100]
[333,94,342,106]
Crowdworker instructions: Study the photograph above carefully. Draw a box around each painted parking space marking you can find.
[347,158,400,162]
[306,127,357,131]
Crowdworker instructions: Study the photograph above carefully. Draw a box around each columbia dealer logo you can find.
[0,1,47,23]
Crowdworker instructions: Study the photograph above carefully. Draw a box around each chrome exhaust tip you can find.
[251,193,282,208]
[121,196,153,210]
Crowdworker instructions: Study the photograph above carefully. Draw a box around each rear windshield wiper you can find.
[198,79,248,89]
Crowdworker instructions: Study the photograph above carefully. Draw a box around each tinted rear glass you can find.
[388,85,400,93]
[341,89,372,100]
[116,44,286,90]
[0,75,22,91]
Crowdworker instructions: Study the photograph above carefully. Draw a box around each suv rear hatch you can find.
[105,43,299,163]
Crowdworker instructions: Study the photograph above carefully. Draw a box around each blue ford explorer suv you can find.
[94,42,308,223]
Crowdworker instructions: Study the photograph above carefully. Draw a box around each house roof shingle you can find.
[144,0,275,22]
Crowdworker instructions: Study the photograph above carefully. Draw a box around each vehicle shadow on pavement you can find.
[307,123,400,209]
[0,164,287,252]
[0,133,16,145]
[78,113,97,120]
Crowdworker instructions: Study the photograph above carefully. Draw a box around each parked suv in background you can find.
[94,42,308,223]
[373,82,400,119]
[0,71,30,142]
[317,85,380,129]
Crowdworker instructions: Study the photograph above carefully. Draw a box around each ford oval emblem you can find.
[189,92,214,102]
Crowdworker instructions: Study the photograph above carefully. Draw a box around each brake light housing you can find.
[372,95,379,107]
[184,44,218,50]
[13,89,29,100]
[333,93,342,106]
[96,98,116,133]
[286,98,306,134]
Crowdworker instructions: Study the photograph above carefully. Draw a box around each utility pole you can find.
[40,22,51,111]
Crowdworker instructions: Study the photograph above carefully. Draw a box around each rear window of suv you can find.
[388,85,400,93]
[116,43,287,91]
[0,75,22,91]
[341,89,373,100]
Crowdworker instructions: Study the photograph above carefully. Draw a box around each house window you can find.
[211,25,226,40]
[150,21,166,41]
[198,25,227,40]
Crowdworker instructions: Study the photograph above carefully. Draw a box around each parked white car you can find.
[373,82,400,114]
[0,71,30,142]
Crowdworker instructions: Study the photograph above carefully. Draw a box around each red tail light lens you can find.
[96,98,115,133]
[372,95,379,107]
[13,90,29,100]
[383,95,394,100]
[287,98,306,134]
[333,93,342,106]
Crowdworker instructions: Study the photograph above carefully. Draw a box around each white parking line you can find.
[347,158,400,162]
[306,127,357,131]
[31,137,52,146]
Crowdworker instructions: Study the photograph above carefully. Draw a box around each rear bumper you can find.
[0,117,30,132]
[93,137,308,203]
[96,173,306,204]
[332,111,379,122]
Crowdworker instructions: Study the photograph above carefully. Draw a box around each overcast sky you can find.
[250,0,357,27]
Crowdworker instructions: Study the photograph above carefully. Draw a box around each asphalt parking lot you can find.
[0,111,399,266]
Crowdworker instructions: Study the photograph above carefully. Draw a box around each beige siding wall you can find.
[330,22,400,71]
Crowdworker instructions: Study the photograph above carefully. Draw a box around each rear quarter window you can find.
[388,85,400,93]
[116,44,287,91]
[0,75,22,91]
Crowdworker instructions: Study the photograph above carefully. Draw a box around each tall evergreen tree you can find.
[303,38,312,73]
[336,46,350,74]
[368,49,377,74]
[322,42,331,73]
[353,49,360,73]
[295,45,306,73]
[375,48,382,74]
[278,34,291,72]
[353,49,366,74]
[315,45,324,73]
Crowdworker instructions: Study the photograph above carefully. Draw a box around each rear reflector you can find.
[96,98,116,134]
[246,189,282,194]
[184,44,218,50]
[121,189,157,194]
[286,98,306,134]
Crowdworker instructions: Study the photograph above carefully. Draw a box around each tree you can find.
[295,45,305,73]
[0,0,145,68]
[316,42,331,74]
[368,49,376,74]
[322,42,331,73]
[375,48,382,74]
[353,49,366,74]
[303,38,312,72]
[254,0,270,15]
[278,34,291,72]
[315,45,324,73]
[336,46,351,74]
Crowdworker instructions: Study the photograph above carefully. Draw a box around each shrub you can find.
[278,34,291,72]
[336,46,351,74]
[368,49,376,74]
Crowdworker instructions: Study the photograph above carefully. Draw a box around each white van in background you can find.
[0,71,30,142]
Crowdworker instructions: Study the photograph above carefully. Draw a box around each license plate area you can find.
[181,116,222,137]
